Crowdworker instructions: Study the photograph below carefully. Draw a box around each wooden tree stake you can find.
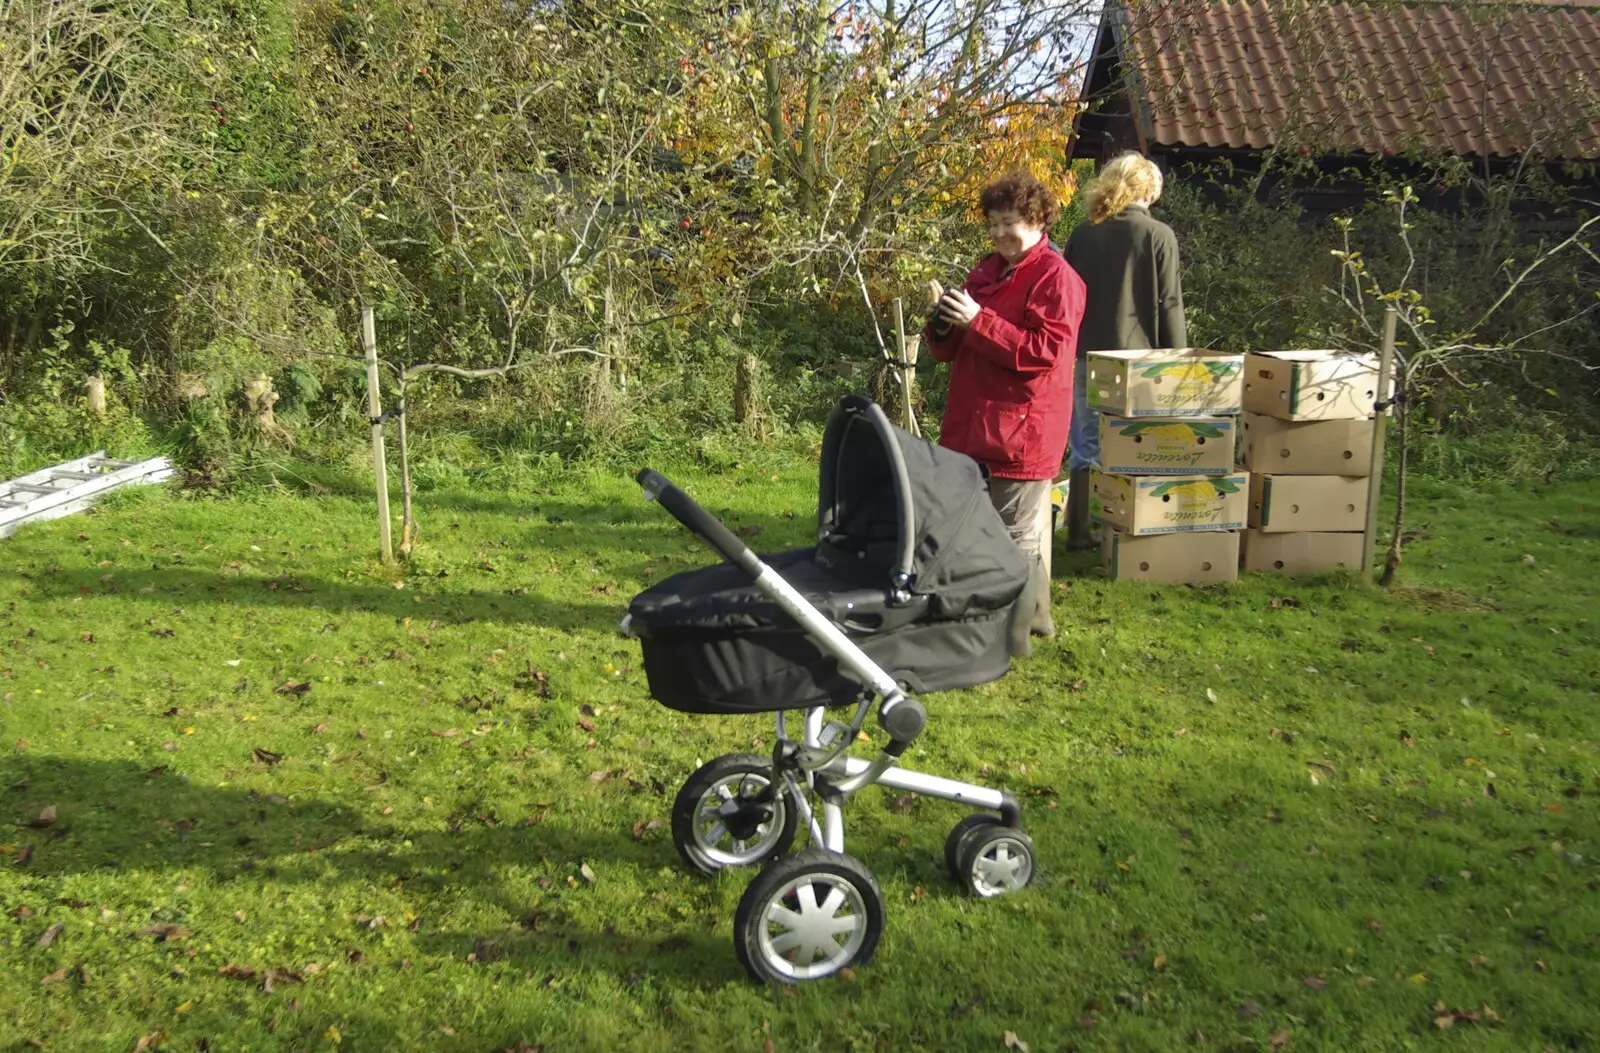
[362,305,394,564]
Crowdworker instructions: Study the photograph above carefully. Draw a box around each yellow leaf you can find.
[324,1025,342,1045]
[183,727,195,735]
[177,1000,193,1014]
[1153,953,1169,971]
[1409,972,1428,984]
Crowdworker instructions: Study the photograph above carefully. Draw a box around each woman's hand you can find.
[938,289,981,328]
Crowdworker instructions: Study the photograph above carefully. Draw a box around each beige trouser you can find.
[986,477,1053,580]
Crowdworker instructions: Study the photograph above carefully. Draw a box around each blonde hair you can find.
[1086,152,1164,224]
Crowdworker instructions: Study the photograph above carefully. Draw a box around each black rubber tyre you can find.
[943,813,1003,880]
[734,847,886,983]
[953,825,1036,898]
[670,753,798,875]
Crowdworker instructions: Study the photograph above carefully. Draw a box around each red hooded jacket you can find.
[925,239,1087,480]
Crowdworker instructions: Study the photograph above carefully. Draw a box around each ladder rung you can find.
[49,470,103,481]
[8,483,62,494]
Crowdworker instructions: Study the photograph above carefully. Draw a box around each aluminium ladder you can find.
[0,451,174,539]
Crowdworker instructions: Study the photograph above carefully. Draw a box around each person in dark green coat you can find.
[1061,152,1188,550]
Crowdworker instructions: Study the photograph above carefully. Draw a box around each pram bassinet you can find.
[627,396,1031,714]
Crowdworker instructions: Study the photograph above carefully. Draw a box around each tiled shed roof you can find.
[1100,0,1600,159]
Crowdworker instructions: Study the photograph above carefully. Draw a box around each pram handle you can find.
[636,469,764,580]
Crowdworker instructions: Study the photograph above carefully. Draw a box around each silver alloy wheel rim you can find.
[694,774,785,866]
[756,872,869,980]
[967,836,1033,897]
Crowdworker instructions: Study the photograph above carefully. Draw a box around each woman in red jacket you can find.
[925,172,1087,657]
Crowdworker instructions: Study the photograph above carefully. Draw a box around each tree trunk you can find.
[1378,382,1410,587]
[396,385,416,557]
[734,354,760,428]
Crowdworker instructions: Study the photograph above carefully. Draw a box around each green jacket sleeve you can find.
[1154,228,1188,349]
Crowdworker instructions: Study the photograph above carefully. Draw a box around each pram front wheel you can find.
[671,753,798,875]
[952,824,1036,898]
[943,813,1004,880]
[734,848,885,983]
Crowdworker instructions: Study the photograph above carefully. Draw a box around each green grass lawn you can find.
[1,454,1597,1052]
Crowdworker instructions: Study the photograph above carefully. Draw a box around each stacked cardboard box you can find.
[1083,349,1247,584]
[1238,350,1380,574]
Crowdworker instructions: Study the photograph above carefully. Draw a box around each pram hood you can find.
[815,396,1029,618]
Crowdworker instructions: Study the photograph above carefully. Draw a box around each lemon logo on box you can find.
[1140,360,1240,407]
[1144,476,1241,523]
[1115,420,1228,468]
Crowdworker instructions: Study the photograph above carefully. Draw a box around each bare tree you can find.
[1328,186,1600,585]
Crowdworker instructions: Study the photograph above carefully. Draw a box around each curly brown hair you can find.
[979,172,1060,230]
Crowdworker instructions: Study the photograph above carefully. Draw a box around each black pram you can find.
[627,395,1031,713]
[622,397,1039,984]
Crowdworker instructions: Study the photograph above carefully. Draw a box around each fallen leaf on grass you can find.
[274,681,310,696]
[218,963,258,981]
[577,717,596,733]
[888,794,915,813]
[133,1033,162,1052]
[37,921,64,948]
[1066,678,1087,692]
[31,805,57,828]
[1238,1001,1262,1019]
[40,968,68,986]
[1306,761,1336,785]
[251,748,283,765]
[1304,975,1328,991]
[138,924,190,942]
[579,862,597,885]
[262,968,303,993]
[1172,728,1189,738]
[1400,730,1415,748]
[311,723,330,735]
[430,728,461,738]
[587,770,610,785]
[1002,1031,1030,1053]
[630,819,663,840]
[1269,1027,1291,1048]
[1153,953,1169,971]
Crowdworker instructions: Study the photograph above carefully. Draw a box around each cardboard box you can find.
[1097,416,1235,476]
[1240,413,1375,476]
[1085,349,1244,417]
[1090,469,1249,535]
[1242,530,1365,574]
[1248,474,1369,533]
[1242,350,1380,421]
[1102,529,1240,584]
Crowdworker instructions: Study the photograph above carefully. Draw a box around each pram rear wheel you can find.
[734,848,885,983]
[953,825,1035,898]
[671,753,798,875]
[944,813,1004,880]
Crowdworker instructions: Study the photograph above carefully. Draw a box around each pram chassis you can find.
[628,468,1033,983]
